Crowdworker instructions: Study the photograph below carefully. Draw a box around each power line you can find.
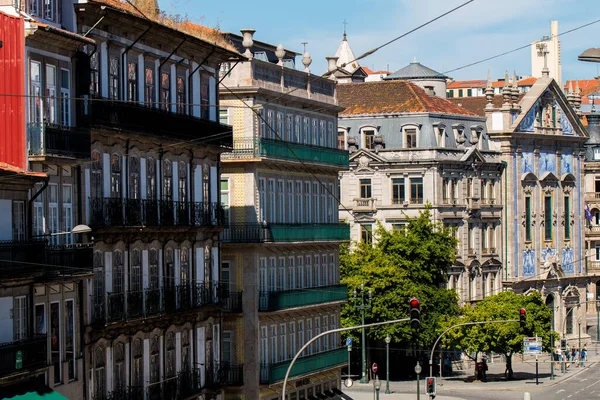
[443,17,600,75]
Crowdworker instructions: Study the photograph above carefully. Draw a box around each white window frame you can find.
[402,125,418,149]
[288,257,295,290]
[287,181,294,223]
[268,179,276,222]
[295,181,303,223]
[277,179,285,223]
[360,127,377,150]
[260,326,268,365]
[269,257,277,292]
[296,256,304,289]
[62,184,73,245]
[60,68,71,126]
[278,257,286,291]
[270,325,277,363]
[279,324,287,361]
[45,64,57,124]
[48,183,59,245]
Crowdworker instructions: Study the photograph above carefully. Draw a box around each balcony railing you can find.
[28,122,91,159]
[260,347,346,384]
[222,291,243,313]
[206,363,244,387]
[91,97,232,147]
[223,137,349,168]
[90,198,225,228]
[353,198,376,211]
[0,240,93,278]
[92,281,225,325]
[105,386,145,400]
[259,284,347,312]
[221,223,350,243]
[0,335,47,378]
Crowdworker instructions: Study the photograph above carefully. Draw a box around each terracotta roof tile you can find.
[447,94,526,116]
[338,80,478,116]
[448,78,537,89]
[0,163,47,179]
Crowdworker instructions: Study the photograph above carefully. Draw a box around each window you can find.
[223,331,232,364]
[149,249,159,290]
[297,321,304,357]
[44,0,55,21]
[145,67,155,106]
[109,57,119,100]
[200,75,209,119]
[219,108,229,125]
[60,69,70,126]
[314,318,321,353]
[132,339,143,387]
[286,181,294,223]
[410,178,423,204]
[46,65,57,124]
[525,196,532,241]
[12,201,25,241]
[363,129,375,149]
[468,223,474,252]
[114,343,125,390]
[544,195,553,241]
[33,183,44,237]
[405,128,417,148]
[29,0,39,15]
[270,325,277,363]
[286,114,294,141]
[259,178,266,223]
[482,223,488,251]
[90,53,99,97]
[110,153,121,198]
[94,348,106,399]
[392,178,405,204]
[48,184,59,245]
[319,121,326,146]
[278,257,286,291]
[306,319,313,354]
[361,225,373,244]
[150,337,160,389]
[312,182,319,223]
[13,296,27,341]
[129,157,140,199]
[176,76,186,114]
[594,148,600,161]
[269,258,277,292]
[467,88,472,97]
[30,61,42,124]
[178,161,187,201]
[163,159,173,201]
[268,179,276,222]
[564,196,571,239]
[295,181,302,223]
[62,184,73,245]
[360,179,372,199]
[35,303,46,335]
[161,72,170,111]
[277,112,285,140]
[277,180,285,223]
[338,130,346,150]
[279,324,287,361]
[147,157,156,200]
[458,89,464,97]
[221,179,230,226]
[259,258,267,300]
[51,302,61,383]
[92,252,104,320]
[289,322,296,358]
[303,117,310,144]
[295,115,302,143]
[127,62,138,102]
[260,326,268,365]
[130,249,142,293]
[166,332,175,378]
[296,256,304,289]
[288,257,295,290]
[312,119,318,145]
[305,256,312,288]
[91,151,103,199]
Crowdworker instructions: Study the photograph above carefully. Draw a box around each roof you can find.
[335,34,360,74]
[0,163,47,179]
[447,77,537,89]
[362,66,390,75]
[338,80,478,116]
[565,79,600,105]
[384,60,447,81]
[447,94,526,116]
[85,0,239,54]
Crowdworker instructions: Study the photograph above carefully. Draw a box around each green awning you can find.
[0,381,68,400]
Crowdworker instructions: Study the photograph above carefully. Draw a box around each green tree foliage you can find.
[340,208,460,348]
[442,291,555,379]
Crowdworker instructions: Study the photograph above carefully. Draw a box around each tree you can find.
[443,291,555,379]
[340,207,460,348]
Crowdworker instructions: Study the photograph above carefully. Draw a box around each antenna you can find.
[343,19,348,35]
[301,42,308,53]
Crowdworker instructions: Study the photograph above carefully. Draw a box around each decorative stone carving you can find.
[240,29,255,59]
[302,52,312,73]
[275,44,285,66]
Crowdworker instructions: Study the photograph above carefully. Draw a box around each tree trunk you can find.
[505,353,514,380]
[472,351,479,380]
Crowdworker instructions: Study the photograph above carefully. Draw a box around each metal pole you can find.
[361,287,367,383]
[597,300,599,355]
[550,309,555,380]
[348,346,351,383]
[535,355,539,385]
[579,318,582,349]
[416,369,420,400]
[281,318,409,400]
[385,340,390,394]
[428,319,519,377]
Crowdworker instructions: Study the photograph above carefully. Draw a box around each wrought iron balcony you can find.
[105,386,145,400]
[222,291,243,313]
[222,137,349,168]
[0,335,47,379]
[28,122,91,159]
[221,223,350,243]
[0,240,93,278]
[90,197,225,229]
[259,284,347,312]
[91,281,225,325]
[260,347,346,384]
[91,97,232,147]
[206,362,244,387]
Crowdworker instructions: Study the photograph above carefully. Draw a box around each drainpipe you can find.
[77,165,83,225]
[502,160,508,282]
[78,279,87,400]
[28,180,48,239]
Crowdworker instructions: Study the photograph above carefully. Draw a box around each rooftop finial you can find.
[487,69,492,86]
[301,42,308,53]
[413,56,417,63]
[343,19,348,40]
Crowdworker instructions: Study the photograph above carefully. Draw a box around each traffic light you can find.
[519,308,527,329]
[409,298,421,329]
[426,376,436,395]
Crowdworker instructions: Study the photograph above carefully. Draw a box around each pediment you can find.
[561,173,576,184]
[460,147,486,163]
[513,79,588,137]
[482,258,501,267]
[540,171,559,183]
[350,149,387,171]
[354,214,376,223]
[521,172,538,182]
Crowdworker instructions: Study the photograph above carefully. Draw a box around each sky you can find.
[162,0,600,83]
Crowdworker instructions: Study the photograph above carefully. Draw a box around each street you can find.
[342,355,600,400]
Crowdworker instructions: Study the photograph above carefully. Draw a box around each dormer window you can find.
[360,127,377,150]
[470,126,484,149]
[434,124,447,147]
[404,128,417,148]
[338,129,347,150]
[594,147,600,161]
[453,124,466,146]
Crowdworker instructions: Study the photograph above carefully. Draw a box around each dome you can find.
[384,60,448,81]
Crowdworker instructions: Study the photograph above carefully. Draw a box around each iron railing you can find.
[259,284,347,312]
[222,291,243,313]
[260,347,346,384]
[92,281,226,325]
[221,223,350,243]
[0,334,48,378]
[105,386,145,400]
[28,122,91,159]
[91,97,232,147]
[206,362,244,387]
[90,198,225,228]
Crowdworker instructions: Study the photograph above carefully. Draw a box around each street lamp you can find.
[384,336,391,394]
[578,48,600,63]
[373,376,381,400]
[578,317,582,349]
[33,224,92,237]
[353,284,372,383]
[415,361,422,400]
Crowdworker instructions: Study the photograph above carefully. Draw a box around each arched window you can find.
[129,156,140,199]
[94,347,106,399]
[150,336,160,386]
[147,157,156,200]
[149,249,159,289]
[91,151,103,198]
[110,153,122,198]
[163,159,173,201]
[166,332,176,378]
[182,330,190,371]
[204,244,211,283]
[130,249,142,292]
[132,339,143,388]
[180,247,189,284]
[113,250,124,294]
[178,161,187,201]
[114,343,125,391]
[164,248,174,282]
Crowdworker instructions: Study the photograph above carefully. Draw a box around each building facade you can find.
[337,80,505,305]
[219,30,349,400]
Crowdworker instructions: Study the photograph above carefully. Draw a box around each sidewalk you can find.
[341,352,599,399]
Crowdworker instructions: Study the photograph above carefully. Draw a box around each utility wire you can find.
[443,17,600,75]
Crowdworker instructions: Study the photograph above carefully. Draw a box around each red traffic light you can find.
[410,298,420,308]
[519,308,526,315]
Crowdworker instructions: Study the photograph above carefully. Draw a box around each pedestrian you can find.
[574,348,580,367]
[581,347,587,367]
[565,347,571,370]
[482,357,488,382]
[558,348,565,373]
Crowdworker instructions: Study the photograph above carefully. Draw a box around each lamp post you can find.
[550,306,555,380]
[597,296,600,355]
[353,284,372,383]
[415,361,422,400]
[578,317,582,349]
[373,376,381,400]
[384,336,391,394]
[33,224,92,237]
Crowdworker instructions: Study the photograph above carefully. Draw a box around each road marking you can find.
[557,390,565,394]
